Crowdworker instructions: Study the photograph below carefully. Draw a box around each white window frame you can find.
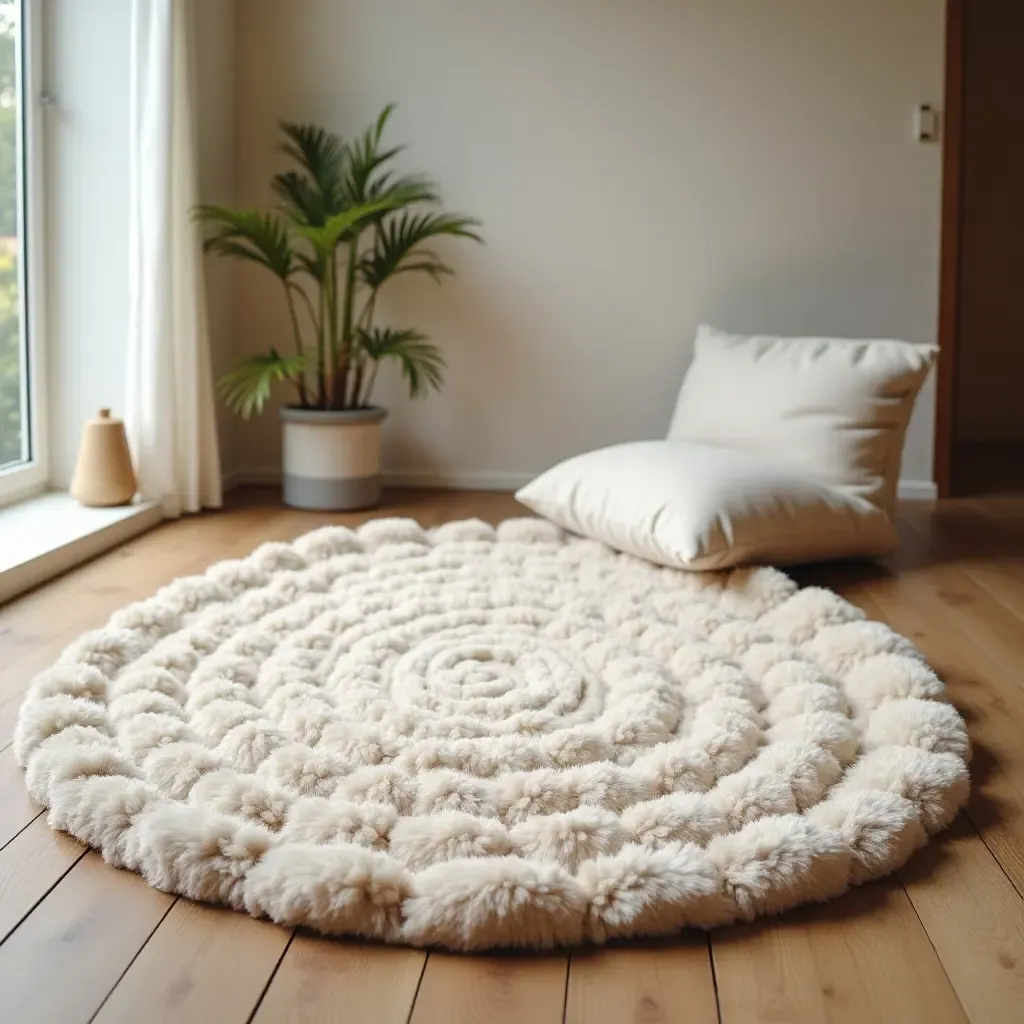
[0,0,45,507]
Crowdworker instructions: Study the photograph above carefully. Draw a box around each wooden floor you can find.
[1,487,1024,1023]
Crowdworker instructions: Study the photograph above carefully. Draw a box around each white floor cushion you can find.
[515,440,896,570]
[667,325,936,515]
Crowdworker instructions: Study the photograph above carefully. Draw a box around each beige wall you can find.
[43,0,946,492]
[229,0,946,492]
[954,1,1024,442]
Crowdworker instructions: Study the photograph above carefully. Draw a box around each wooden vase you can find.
[70,408,138,507]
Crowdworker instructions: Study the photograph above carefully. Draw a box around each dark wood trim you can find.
[934,0,966,497]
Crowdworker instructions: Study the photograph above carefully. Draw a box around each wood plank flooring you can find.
[1,487,1023,1023]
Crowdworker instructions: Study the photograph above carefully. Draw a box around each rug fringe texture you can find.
[14,517,970,950]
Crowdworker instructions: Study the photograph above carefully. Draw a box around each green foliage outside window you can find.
[0,3,22,468]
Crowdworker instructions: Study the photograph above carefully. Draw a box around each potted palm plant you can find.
[195,106,482,510]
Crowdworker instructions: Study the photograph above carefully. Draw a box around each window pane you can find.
[0,0,24,471]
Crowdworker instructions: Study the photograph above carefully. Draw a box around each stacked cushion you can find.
[517,325,936,570]
[668,325,935,515]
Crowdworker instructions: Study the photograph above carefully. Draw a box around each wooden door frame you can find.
[934,0,965,498]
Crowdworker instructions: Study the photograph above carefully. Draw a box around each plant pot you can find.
[280,406,387,511]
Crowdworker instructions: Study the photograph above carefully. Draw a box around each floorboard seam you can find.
[962,811,1024,901]
[0,808,43,854]
[86,895,179,1023]
[706,932,723,1024]
[245,927,296,1023]
[0,697,28,749]
[960,565,1024,626]
[560,953,571,1024]
[405,951,431,1024]
[883,524,1024,903]
[0,845,88,948]
[940,567,1024,692]
[896,874,972,1023]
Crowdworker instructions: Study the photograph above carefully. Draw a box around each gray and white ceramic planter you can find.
[280,406,386,511]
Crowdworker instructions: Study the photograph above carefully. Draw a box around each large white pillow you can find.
[667,325,936,514]
[515,440,896,571]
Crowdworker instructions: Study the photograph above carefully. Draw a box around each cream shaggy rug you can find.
[15,518,970,950]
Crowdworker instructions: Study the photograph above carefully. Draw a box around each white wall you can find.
[231,0,945,491]
[43,0,234,488]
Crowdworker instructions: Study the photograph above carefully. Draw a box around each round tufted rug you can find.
[15,518,970,950]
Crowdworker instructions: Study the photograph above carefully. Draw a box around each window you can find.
[0,0,43,506]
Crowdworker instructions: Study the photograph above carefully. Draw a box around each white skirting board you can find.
[895,479,939,500]
[223,466,939,502]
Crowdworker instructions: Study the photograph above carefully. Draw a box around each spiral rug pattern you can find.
[14,518,970,950]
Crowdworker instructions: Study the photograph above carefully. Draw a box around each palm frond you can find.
[279,122,344,174]
[344,102,401,204]
[342,104,441,213]
[292,195,415,255]
[216,350,309,419]
[270,169,328,227]
[346,140,404,203]
[356,327,445,398]
[359,211,483,289]
[361,168,439,207]
[294,249,328,281]
[278,121,346,222]
[193,206,295,279]
[373,176,441,214]
[374,103,396,143]
[279,123,344,189]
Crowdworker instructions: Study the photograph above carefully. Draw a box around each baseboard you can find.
[384,469,534,491]
[222,466,282,490]
[225,465,937,502]
[896,479,938,501]
[224,466,534,493]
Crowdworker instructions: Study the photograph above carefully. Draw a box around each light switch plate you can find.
[915,104,939,142]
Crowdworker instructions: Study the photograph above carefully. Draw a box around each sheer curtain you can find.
[125,0,222,517]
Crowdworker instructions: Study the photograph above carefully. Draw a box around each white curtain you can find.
[125,0,222,517]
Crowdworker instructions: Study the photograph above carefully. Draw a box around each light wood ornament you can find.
[70,409,138,507]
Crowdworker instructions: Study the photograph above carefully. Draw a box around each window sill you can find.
[0,491,163,605]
